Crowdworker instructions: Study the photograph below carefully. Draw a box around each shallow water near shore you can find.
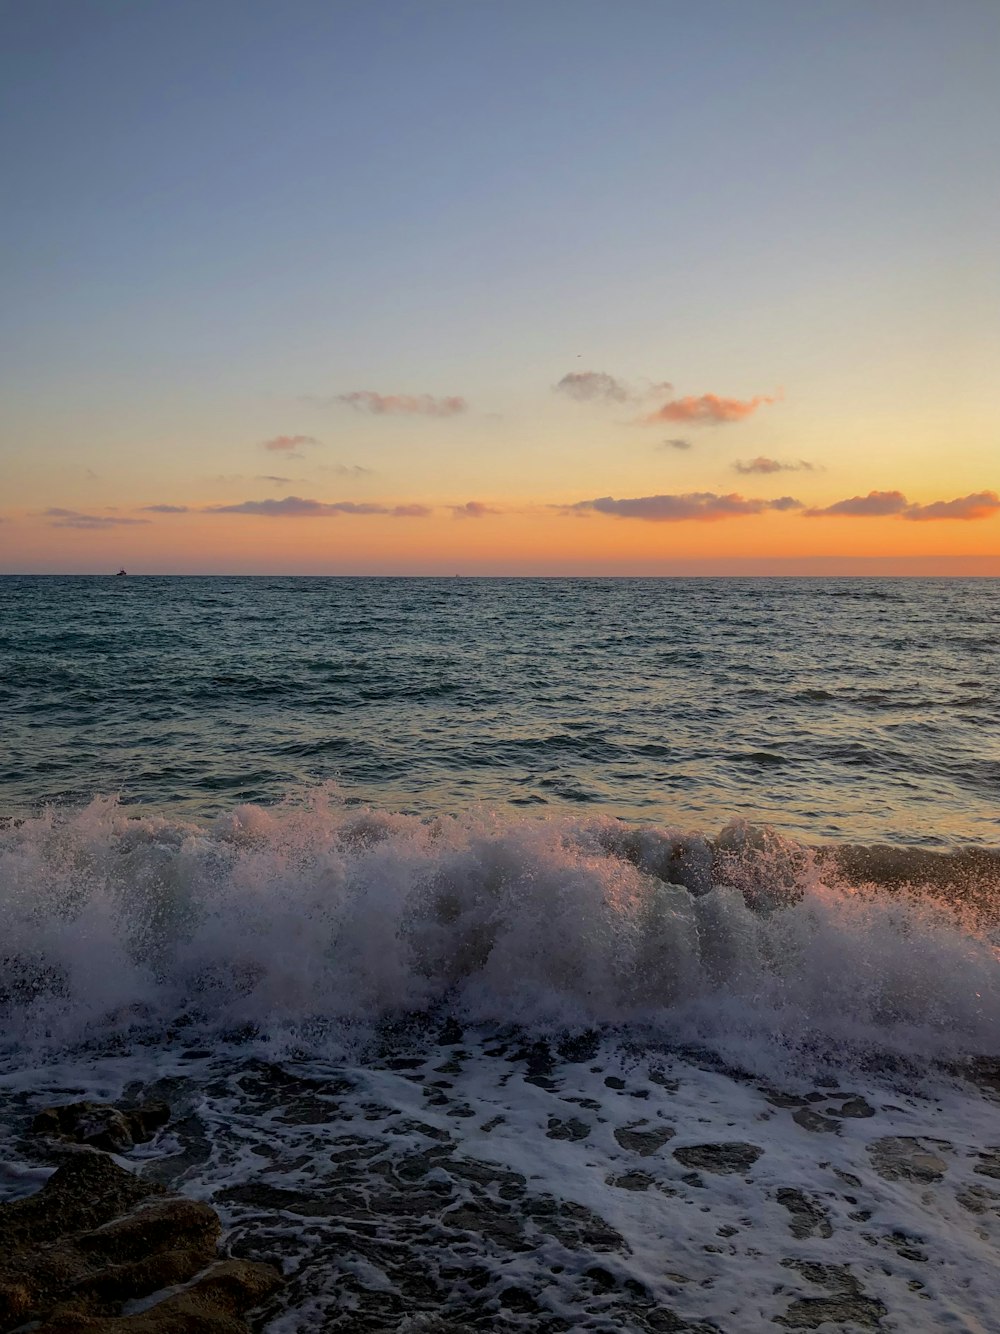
[1,794,1000,1330]
[2,1026,999,1332]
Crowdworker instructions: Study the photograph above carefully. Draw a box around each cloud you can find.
[263,434,320,455]
[205,496,431,518]
[903,491,1000,521]
[733,456,816,475]
[140,504,189,513]
[451,500,500,519]
[804,489,1000,520]
[660,438,693,451]
[391,503,433,518]
[315,463,376,478]
[255,475,296,484]
[335,391,467,417]
[45,508,151,529]
[554,371,630,403]
[640,392,779,425]
[571,492,802,522]
[804,490,911,518]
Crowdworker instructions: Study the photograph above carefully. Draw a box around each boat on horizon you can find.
[115,568,127,577]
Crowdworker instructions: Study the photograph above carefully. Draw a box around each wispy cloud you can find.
[640,392,780,425]
[205,496,431,518]
[805,489,1000,521]
[391,503,433,518]
[660,438,693,451]
[261,434,322,460]
[140,504,189,513]
[45,508,151,529]
[570,493,802,522]
[335,391,467,417]
[733,456,816,475]
[554,371,631,403]
[255,475,297,485]
[554,371,676,406]
[451,500,501,519]
[315,463,375,478]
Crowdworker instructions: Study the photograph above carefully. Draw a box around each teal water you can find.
[1,575,997,844]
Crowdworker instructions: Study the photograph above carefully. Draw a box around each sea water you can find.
[1,576,999,1331]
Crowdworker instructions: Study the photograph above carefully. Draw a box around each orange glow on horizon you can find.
[3,500,999,577]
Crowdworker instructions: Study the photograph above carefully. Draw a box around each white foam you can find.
[1,791,998,1077]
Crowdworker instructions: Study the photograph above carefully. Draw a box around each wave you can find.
[1,791,998,1077]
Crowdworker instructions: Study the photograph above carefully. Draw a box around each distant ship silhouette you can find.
[116,568,127,577]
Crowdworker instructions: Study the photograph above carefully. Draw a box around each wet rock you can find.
[792,1107,840,1134]
[777,1292,887,1329]
[777,1261,886,1330]
[836,1096,875,1118]
[960,1056,1000,1098]
[443,1202,532,1252]
[31,1101,170,1154]
[41,1260,282,1332]
[776,1188,833,1239]
[885,1230,927,1262]
[0,1153,280,1332]
[672,1142,762,1174]
[614,1124,676,1156]
[608,1171,654,1191]
[764,1089,810,1109]
[833,1167,863,1190]
[648,1068,679,1092]
[974,1148,1000,1180]
[527,1197,627,1253]
[546,1116,590,1142]
[436,1017,463,1045]
[557,1030,600,1062]
[956,1183,1000,1216]
[869,1136,948,1184]
[512,1040,556,1079]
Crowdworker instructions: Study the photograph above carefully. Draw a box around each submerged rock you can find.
[31,1100,171,1154]
[776,1188,833,1239]
[869,1136,949,1184]
[37,1261,281,1333]
[613,1124,676,1156]
[0,1153,280,1333]
[672,1142,763,1174]
[776,1261,886,1330]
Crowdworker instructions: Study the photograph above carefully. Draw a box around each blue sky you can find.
[1,1,998,572]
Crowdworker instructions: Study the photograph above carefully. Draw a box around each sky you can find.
[1,0,998,575]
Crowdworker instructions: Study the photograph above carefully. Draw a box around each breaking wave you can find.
[2,790,998,1076]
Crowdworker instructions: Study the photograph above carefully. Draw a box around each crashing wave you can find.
[1,790,998,1074]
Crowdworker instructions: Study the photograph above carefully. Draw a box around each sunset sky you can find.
[1,0,997,575]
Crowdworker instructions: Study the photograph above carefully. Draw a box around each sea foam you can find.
[1,790,998,1075]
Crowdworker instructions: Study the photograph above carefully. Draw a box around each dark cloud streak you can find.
[45,508,151,529]
[570,492,802,522]
[334,391,467,417]
[205,496,431,518]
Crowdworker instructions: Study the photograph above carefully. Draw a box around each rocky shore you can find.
[0,1101,280,1333]
[1,1034,999,1332]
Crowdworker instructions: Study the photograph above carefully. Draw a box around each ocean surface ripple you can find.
[1,575,998,845]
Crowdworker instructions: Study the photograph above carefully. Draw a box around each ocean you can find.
[1,575,999,1331]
